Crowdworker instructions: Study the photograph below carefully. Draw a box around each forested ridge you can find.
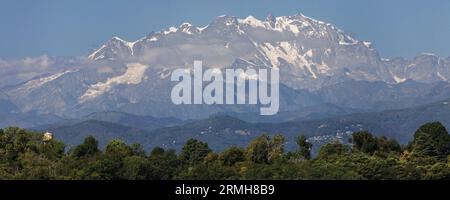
[1,122,450,180]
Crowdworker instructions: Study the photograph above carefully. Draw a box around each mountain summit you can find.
[87,13,450,88]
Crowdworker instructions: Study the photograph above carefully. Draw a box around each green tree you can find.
[269,134,285,162]
[246,134,270,164]
[411,122,450,162]
[318,141,350,158]
[296,134,312,160]
[148,148,180,180]
[179,139,211,165]
[422,163,450,180]
[72,136,100,158]
[130,143,146,157]
[351,131,379,154]
[377,136,401,154]
[121,155,150,180]
[219,146,245,166]
[95,139,133,180]
[18,151,56,180]
[105,139,133,158]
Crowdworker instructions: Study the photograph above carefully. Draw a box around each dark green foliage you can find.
[1,121,450,180]
[121,156,150,180]
[72,136,100,158]
[377,136,402,154]
[296,134,312,160]
[179,139,211,166]
[351,131,379,154]
[410,122,450,162]
[351,131,402,155]
[318,141,350,158]
[219,146,245,166]
[269,134,285,162]
[246,134,271,164]
[148,148,180,180]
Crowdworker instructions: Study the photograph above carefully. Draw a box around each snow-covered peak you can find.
[88,36,137,60]
[110,37,137,48]
[235,13,360,45]
[88,13,370,61]
[111,36,128,43]
[266,13,276,26]
[238,15,267,28]
[212,15,239,26]
[178,23,198,35]
[179,22,192,28]
[292,12,324,24]
[163,27,178,35]
[112,37,137,54]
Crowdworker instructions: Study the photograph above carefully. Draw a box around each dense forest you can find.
[1,122,450,180]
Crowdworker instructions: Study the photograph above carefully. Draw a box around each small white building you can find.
[42,132,53,142]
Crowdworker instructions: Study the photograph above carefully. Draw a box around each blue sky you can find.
[1,0,450,59]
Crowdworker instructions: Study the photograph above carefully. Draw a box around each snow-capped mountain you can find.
[86,13,450,88]
[87,37,137,61]
[385,53,450,83]
[87,13,394,89]
[2,13,450,121]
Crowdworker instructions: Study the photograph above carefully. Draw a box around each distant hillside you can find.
[39,99,450,152]
[48,120,152,150]
[85,111,183,131]
[35,111,183,131]
[153,96,450,150]
[218,103,362,123]
[328,99,450,143]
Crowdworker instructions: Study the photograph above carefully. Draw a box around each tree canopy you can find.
[1,122,450,180]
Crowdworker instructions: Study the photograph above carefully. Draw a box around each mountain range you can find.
[1,13,450,150]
